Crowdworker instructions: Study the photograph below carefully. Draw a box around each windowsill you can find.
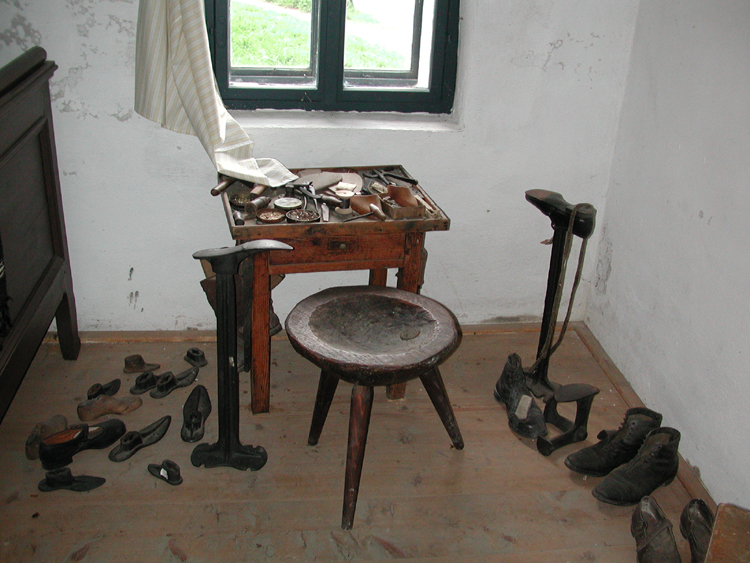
[231,108,463,133]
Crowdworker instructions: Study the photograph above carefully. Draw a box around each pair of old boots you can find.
[632,496,714,563]
[564,407,681,505]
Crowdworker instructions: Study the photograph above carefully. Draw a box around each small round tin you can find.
[286,209,320,223]
[273,197,303,211]
[256,208,286,223]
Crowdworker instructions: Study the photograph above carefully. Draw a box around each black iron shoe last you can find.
[87,378,121,400]
[150,367,199,399]
[494,353,547,439]
[148,459,183,486]
[631,495,681,563]
[38,468,106,493]
[108,415,171,462]
[565,406,663,476]
[181,385,212,443]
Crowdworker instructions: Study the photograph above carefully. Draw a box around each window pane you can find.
[343,0,435,90]
[229,0,318,88]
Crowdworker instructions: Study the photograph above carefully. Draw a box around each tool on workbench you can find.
[273,197,303,211]
[342,204,387,222]
[363,168,418,186]
[232,211,246,226]
[244,196,271,219]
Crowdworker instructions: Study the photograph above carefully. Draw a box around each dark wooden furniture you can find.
[285,285,464,529]
[0,47,80,422]
[221,166,450,413]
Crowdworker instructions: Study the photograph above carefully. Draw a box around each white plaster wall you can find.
[587,0,750,505]
[1,1,637,332]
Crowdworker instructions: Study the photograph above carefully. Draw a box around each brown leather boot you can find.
[680,499,714,563]
[631,496,681,563]
[592,427,680,506]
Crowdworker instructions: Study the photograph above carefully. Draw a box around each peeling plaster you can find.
[0,14,42,50]
[110,106,133,122]
[106,15,135,37]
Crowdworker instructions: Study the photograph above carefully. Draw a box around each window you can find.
[205,0,460,113]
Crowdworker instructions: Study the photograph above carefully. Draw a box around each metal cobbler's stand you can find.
[191,240,291,470]
[522,190,600,456]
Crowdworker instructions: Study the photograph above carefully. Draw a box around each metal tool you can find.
[343,203,387,222]
[244,196,271,219]
[363,168,418,186]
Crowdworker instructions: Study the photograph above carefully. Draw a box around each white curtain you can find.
[134,0,297,187]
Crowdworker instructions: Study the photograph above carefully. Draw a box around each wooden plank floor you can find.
[0,325,711,562]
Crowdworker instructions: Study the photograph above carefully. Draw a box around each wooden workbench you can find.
[221,166,450,413]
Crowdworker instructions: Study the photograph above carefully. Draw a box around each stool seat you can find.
[285,285,461,386]
[285,285,464,529]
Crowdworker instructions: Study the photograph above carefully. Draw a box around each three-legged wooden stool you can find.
[285,285,464,529]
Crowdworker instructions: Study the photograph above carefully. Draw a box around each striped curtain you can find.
[134,0,297,187]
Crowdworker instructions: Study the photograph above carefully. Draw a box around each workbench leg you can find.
[368,269,388,287]
[251,252,271,414]
[388,232,426,401]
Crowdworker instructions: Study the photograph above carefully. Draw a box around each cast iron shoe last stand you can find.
[191,240,292,471]
[524,190,599,456]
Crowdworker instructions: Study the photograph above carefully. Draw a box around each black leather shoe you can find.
[565,407,662,476]
[494,353,547,439]
[181,385,211,443]
[680,498,714,563]
[39,419,127,470]
[593,427,681,506]
[631,496,681,563]
[108,415,171,462]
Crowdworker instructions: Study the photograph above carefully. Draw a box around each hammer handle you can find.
[211,177,235,196]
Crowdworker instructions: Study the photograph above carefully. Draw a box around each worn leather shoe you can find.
[680,498,714,563]
[631,495,681,563]
[25,414,67,460]
[593,427,681,506]
[494,353,547,439]
[565,407,662,476]
[181,384,211,443]
[39,419,127,470]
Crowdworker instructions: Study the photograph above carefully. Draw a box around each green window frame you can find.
[205,0,460,113]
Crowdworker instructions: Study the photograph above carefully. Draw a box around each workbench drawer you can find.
[269,233,406,269]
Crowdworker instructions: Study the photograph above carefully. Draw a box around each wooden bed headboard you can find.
[0,47,80,423]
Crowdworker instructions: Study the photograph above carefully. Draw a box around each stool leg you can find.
[342,384,373,530]
[308,370,339,446]
[420,367,464,450]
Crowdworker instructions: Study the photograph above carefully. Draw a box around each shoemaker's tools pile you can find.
[26,348,212,492]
